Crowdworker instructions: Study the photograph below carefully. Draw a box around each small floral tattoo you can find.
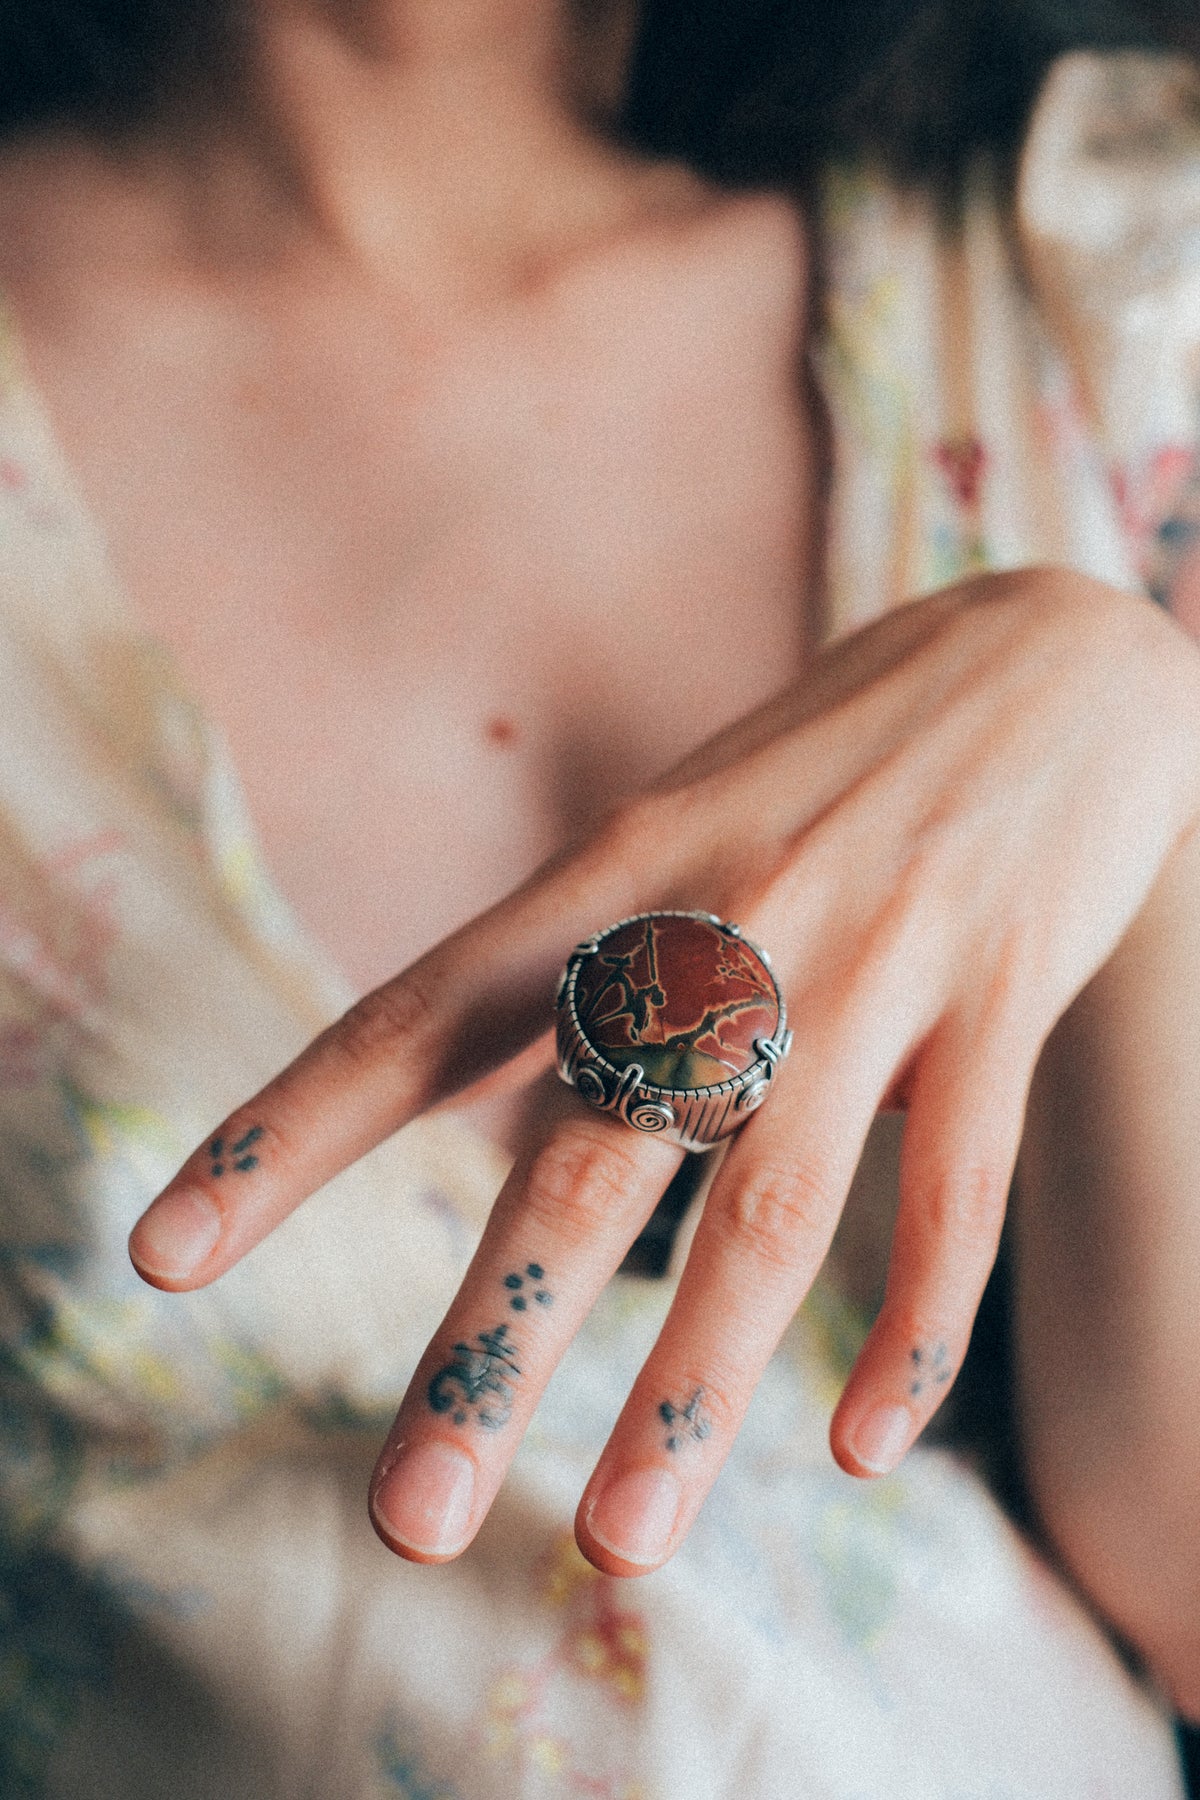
[209,1125,264,1178]
[909,1342,953,1398]
[502,1263,554,1312]
[428,1323,523,1430]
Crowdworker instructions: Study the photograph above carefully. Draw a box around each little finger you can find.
[830,1007,1035,1477]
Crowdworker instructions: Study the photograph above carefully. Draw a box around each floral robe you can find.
[1,50,1195,1800]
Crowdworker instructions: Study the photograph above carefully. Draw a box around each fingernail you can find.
[586,1467,682,1566]
[849,1403,912,1474]
[372,1441,476,1556]
[129,1189,221,1281]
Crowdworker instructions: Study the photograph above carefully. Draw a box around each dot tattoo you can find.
[909,1342,952,1398]
[659,1388,712,1453]
[501,1264,554,1313]
[428,1323,523,1430]
[209,1125,264,1178]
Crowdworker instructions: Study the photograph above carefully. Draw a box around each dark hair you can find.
[0,2,1197,184]
[622,1,1200,191]
[0,2,241,140]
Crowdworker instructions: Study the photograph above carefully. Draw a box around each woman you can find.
[1,2,1197,1795]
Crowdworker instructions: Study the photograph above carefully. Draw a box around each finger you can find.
[127,819,696,1291]
[829,1003,1034,1477]
[367,1103,683,1562]
[574,995,907,1575]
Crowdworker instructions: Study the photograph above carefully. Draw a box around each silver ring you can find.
[555,910,792,1152]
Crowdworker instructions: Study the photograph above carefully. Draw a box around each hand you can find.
[128,568,1200,1575]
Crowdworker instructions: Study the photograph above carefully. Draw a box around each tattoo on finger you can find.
[424,1267,554,1431]
[209,1125,264,1178]
[502,1263,554,1312]
[659,1388,712,1453]
[909,1342,953,1399]
[428,1324,523,1429]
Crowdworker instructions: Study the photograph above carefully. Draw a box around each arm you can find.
[1017,824,1200,1720]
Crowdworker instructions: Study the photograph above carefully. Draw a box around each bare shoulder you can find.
[537,165,811,356]
[651,181,810,328]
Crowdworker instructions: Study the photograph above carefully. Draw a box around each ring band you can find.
[555,910,792,1152]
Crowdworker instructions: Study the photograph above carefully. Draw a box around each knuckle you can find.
[802,847,939,1026]
[328,968,442,1072]
[846,885,928,1002]
[595,792,668,867]
[962,565,1147,667]
[1021,567,1149,657]
[920,1162,1007,1257]
[523,1126,647,1247]
[591,781,717,884]
[714,1153,835,1274]
[970,562,1098,616]
[976,934,1032,1023]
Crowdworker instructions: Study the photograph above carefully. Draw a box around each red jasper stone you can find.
[574,914,779,1091]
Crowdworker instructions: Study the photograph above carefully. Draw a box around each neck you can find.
[248,0,639,281]
[0,0,647,307]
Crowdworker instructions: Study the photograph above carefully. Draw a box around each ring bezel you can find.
[554,910,792,1152]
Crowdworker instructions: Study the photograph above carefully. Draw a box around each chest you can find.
[23,240,816,991]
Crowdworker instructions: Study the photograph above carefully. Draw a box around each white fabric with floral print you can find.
[0,49,1193,1800]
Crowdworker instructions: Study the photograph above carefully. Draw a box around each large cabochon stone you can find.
[574,915,779,1090]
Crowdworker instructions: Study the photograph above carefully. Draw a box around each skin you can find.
[7,0,1197,1723]
[133,568,1200,1720]
[0,0,811,1025]
[1018,828,1200,1719]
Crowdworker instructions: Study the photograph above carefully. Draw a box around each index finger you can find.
[127,833,665,1290]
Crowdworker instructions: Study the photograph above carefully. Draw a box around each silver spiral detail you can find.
[574,1065,608,1107]
[628,1100,676,1134]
